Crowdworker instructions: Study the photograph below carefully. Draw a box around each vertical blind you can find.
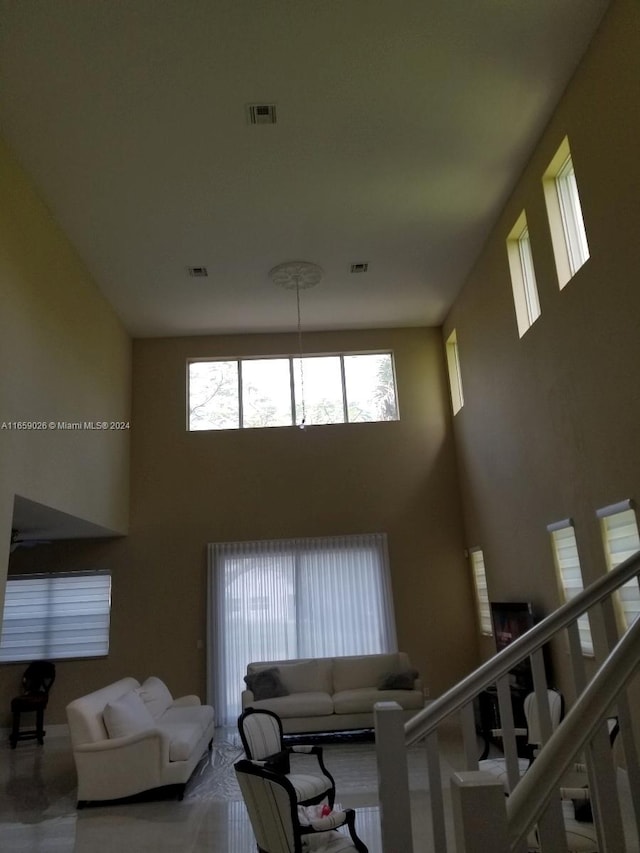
[0,571,112,662]
[207,533,397,725]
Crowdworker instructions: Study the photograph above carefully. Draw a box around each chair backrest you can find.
[235,759,298,853]
[523,688,564,746]
[23,661,56,695]
[238,708,283,760]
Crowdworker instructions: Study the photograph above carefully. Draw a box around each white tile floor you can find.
[0,729,398,853]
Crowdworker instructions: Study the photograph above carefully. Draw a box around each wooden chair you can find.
[235,758,368,853]
[10,660,56,748]
[238,707,336,807]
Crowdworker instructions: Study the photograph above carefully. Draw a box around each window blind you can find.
[548,521,593,655]
[598,503,640,630]
[0,571,112,663]
[470,549,492,636]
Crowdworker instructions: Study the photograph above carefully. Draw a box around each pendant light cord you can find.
[296,281,306,428]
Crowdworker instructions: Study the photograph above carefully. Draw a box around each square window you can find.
[445,330,464,414]
[188,360,239,430]
[242,358,293,428]
[293,356,345,425]
[507,212,541,337]
[343,353,398,422]
[543,137,590,288]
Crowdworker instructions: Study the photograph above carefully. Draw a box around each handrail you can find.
[405,548,640,744]
[505,612,640,848]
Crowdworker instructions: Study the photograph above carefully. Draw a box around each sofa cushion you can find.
[276,659,333,695]
[103,690,155,739]
[161,703,214,734]
[250,691,334,719]
[333,687,424,715]
[244,667,289,701]
[378,668,419,690]
[156,722,203,762]
[332,653,401,693]
[137,676,174,719]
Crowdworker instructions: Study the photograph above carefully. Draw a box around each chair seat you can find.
[11,694,48,712]
[287,773,333,805]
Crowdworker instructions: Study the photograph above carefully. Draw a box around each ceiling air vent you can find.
[247,103,277,125]
[350,263,369,274]
[188,266,208,277]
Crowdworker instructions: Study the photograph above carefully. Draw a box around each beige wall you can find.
[0,136,131,715]
[443,0,640,690]
[1,327,476,726]
[115,328,476,712]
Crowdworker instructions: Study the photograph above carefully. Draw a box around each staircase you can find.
[374,550,640,852]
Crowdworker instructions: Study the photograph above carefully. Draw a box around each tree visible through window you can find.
[188,352,399,431]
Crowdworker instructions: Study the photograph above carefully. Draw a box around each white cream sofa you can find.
[66,676,214,806]
[242,652,425,734]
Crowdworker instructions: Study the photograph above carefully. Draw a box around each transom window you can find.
[543,137,590,288]
[188,352,399,431]
[507,211,541,337]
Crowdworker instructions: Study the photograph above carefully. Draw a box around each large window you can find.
[207,533,397,724]
[543,137,590,288]
[0,571,112,663]
[548,519,593,656]
[507,211,541,337]
[597,500,640,631]
[188,352,398,431]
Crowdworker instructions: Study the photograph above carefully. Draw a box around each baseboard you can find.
[0,723,69,739]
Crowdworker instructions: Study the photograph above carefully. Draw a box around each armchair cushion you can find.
[103,690,155,739]
[244,667,289,700]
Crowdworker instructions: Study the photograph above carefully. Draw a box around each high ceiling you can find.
[0,0,609,338]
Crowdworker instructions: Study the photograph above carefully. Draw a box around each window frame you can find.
[445,330,464,415]
[0,570,112,663]
[543,137,590,289]
[597,500,640,632]
[187,350,399,432]
[469,547,492,637]
[506,211,541,337]
[547,518,594,656]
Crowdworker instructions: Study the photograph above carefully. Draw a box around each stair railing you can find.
[375,548,640,853]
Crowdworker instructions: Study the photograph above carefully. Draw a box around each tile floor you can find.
[0,728,406,853]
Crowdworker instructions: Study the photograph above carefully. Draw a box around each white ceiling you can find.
[0,0,609,338]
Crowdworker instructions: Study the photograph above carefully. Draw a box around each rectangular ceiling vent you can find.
[247,103,277,125]
[350,263,369,274]
[188,266,208,277]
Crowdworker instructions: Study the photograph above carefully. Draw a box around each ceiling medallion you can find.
[269,261,323,291]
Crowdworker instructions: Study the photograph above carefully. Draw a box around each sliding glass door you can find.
[207,533,396,725]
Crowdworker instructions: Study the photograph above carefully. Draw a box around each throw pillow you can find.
[378,668,419,690]
[244,667,289,701]
[103,690,156,739]
[137,676,173,719]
